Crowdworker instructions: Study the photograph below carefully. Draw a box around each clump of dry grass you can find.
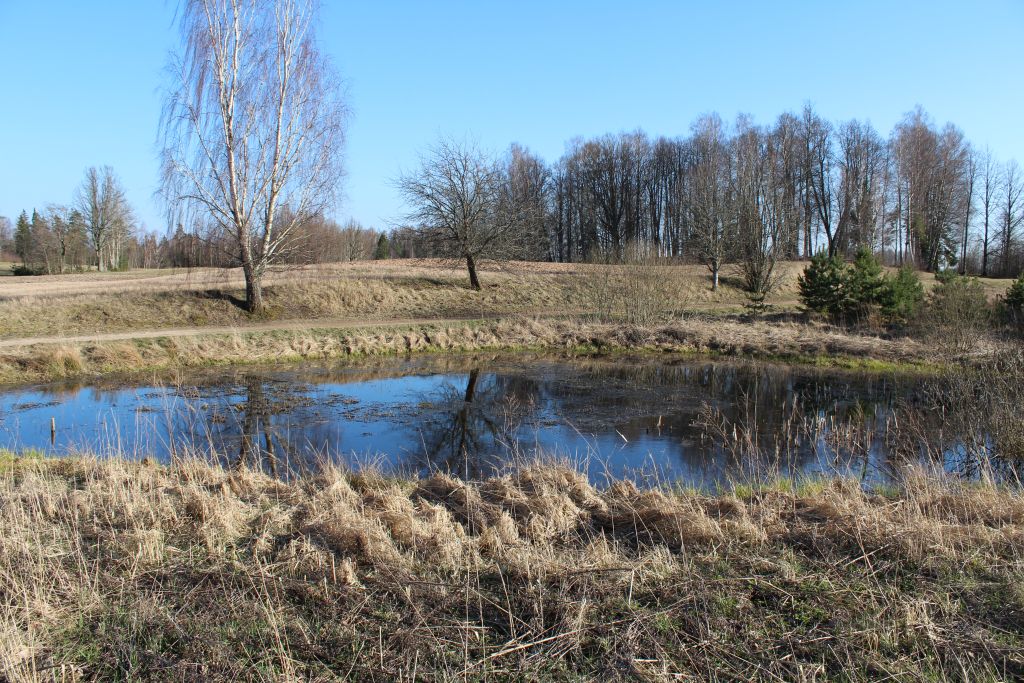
[15,345,84,379]
[0,454,1021,681]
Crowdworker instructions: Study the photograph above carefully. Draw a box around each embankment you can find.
[0,315,935,385]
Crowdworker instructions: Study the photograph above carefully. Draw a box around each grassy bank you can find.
[0,455,1021,681]
[1,260,1011,341]
[0,315,938,385]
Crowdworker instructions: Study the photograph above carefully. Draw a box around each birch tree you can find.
[76,166,134,272]
[688,114,732,290]
[160,0,347,312]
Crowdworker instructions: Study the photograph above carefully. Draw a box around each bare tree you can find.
[836,119,885,251]
[338,219,376,261]
[688,113,732,290]
[160,0,347,312]
[804,107,840,257]
[503,144,551,260]
[979,148,998,276]
[44,205,88,274]
[732,118,788,303]
[889,110,970,272]
[76,166,134,272]
[958,148,977,274]
[0,216,11,258]
[397,138,526,290]
[1000,160,1023,276]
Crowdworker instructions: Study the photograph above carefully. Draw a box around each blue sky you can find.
[1,1,1022,234]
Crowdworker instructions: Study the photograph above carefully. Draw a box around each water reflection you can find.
[0,354,1002,487]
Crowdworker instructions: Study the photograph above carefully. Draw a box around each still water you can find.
[0,354,919,487]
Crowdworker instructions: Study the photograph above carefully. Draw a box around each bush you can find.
[584,243,688,325]
[1003,273,1024,327]
[880,267,925,323]
[922,273,991,354]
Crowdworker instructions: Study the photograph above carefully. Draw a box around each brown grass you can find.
[4,259,1011,341]
[0,316,936,385]
[0,261,594,339]
[0,260,1011,337]
[0,455,1021,681]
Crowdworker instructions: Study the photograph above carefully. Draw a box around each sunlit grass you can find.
[0,452,1020,680]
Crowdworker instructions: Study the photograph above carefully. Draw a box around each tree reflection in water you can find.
[5,354,1019,487]
[202,375,298,477]
[413,368,539,479]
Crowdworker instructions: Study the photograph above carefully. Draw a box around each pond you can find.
[0,353,957,488]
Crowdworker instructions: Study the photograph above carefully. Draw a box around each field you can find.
[0,259,1012,338]
[0,260,1013,385]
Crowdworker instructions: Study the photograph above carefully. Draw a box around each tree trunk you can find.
[466,254,481,290]
[982,217,989,277]
[711,262,720,291]
[243,262,264,313]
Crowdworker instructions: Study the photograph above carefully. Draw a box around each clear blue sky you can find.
[1,1,1022,234]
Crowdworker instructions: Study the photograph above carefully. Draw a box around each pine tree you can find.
[798,251,847,317]
[14,211,32,264]
[880,267,924,322]
[1004,272,1024,325]
[845,247,887,314]
[374,233,389,260]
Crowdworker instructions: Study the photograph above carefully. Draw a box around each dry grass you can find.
[0,261,596,340]
[0,316,936,385]
[6,259,1012,341]
[0,259,1014,385]
[0,454,1021,681]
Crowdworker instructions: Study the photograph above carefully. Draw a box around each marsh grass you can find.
[0,452,1021,681]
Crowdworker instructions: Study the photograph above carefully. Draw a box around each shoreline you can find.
[0,314,943,387]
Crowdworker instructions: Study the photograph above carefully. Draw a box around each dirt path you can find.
[0,260,580,300]
[0,314,541,349]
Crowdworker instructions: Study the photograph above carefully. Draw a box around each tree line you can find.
[161,216,382,268]
[394,105,1023,290]
[1,166,139,273]
[4,0,1020,312]
[1,168,382,274]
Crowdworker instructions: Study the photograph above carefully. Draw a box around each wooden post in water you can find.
[50,417,56,446]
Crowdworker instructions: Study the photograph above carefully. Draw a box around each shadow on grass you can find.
[196,289,249,311]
